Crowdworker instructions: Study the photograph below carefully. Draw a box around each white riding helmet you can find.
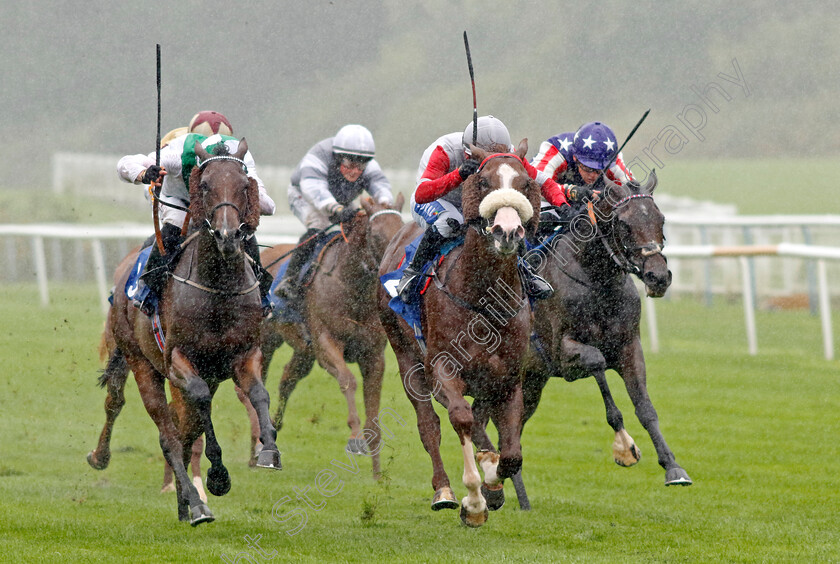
[332,124,376,159]
[462,115,512,152]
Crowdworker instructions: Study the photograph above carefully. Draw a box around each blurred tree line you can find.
[2,1,837,188]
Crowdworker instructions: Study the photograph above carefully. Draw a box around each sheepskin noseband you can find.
[478,187,533,224]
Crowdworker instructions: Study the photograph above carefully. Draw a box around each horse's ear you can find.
[641,169,658,195]
[234,138,248,160]
[467,144,487,163]
[360,196,375,215]
[195,141,210,161]
[515,138,528,160]
[244,177,260,231]
[394,192,405,212]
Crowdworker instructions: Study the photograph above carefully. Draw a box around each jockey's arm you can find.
[242,152,275,215]
[531,139,567,180]
[520,157,570,208]
[362,160,395,205]
[605,152,635,184]
[117,153,155,184]
[414,146,463,204]
[299,174,341,216]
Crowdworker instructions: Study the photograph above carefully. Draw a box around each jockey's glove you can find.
[329,205,358,224]
[566,185,597,203]
[141,165,166,185]
[458,159,479,181]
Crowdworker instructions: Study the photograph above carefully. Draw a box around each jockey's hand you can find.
[567,185,598,203]
[329,205,357,224]
[458,159,479,181]
[141,165,166,185]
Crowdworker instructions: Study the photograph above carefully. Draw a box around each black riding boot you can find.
[396,225,447,302]
[275,228,320,303]
[244,235,274,317]
[518,248,554,300]
[135,223,182,315]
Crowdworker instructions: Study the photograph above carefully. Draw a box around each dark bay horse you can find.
[475,170,691,486]
[90,140,281,525]
[259,195,405,478]
[378,141,541,527]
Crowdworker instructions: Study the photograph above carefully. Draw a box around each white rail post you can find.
[32,236,49,307]
[645,295,660,353]
[91,238,110,315]
[739,256,758,355]
[817,259,834,360]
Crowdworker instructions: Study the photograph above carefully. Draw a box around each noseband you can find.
[597,193,664,277]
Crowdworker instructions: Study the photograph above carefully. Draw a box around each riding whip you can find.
[463,31,478,147]
[152,44,166,254]
[603,109,650,172]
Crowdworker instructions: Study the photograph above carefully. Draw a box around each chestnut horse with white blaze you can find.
[378,140,541,527]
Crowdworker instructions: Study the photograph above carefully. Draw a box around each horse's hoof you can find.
[665,467,693,486]
[206,465,231,496]
[431,487,459,511]
[86,450,109,470]
[346,437,368,455]
[249,441,264,468]
[256,449,282,470]
[481,483,505,511]
[189,503,215,526]
[160,482,176,494]
[459,504,489,528]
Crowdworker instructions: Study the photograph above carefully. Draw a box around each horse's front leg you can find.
[436,374,487,528]
[313,331,363,452]
[169,348,232,496]
[559,335,640,467]
[618,338,692,486]
[356,347,385,479]
[233,346,282,470]
[133,357,212,525]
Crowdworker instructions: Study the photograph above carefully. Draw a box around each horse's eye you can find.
[478,178,490,190]
[199,181,210,193]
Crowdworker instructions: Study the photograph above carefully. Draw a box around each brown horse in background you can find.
[88,140,281,525]
[378,142,541,527]
[259,195,405,478]
[473,170,691,486]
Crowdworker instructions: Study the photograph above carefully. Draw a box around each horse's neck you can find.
[335,238,376,294]
[455,229,521,300]
[578,226,625,287]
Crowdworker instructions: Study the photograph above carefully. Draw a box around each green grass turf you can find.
[0,284,838,563]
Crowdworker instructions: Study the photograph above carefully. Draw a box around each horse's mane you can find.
[188,143,260,231]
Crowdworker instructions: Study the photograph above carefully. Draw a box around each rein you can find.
[595,192,663,276]
[169,231,259,296]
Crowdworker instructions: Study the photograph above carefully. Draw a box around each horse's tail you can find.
[97,347,128,389]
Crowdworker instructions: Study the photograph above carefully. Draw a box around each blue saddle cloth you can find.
[124,245,156,311]
[379,234,463,347]
[267,231,342,323]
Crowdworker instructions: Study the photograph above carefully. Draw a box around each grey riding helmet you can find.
[462,115,513,154]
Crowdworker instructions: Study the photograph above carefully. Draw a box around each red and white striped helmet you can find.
[188,111,233,137]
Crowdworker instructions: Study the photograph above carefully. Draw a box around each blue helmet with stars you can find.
[572,122,618,170]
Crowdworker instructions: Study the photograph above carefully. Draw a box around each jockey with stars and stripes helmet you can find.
[572,121,618,170]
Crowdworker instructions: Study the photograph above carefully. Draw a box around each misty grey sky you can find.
[2,1,836,188]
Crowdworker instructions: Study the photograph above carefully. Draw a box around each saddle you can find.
[267,231,342,322]
[379,233,463,349]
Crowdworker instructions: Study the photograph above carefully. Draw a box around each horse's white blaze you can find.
[496,162,518,190]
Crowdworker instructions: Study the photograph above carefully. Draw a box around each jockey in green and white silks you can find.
[118,132,275,228]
